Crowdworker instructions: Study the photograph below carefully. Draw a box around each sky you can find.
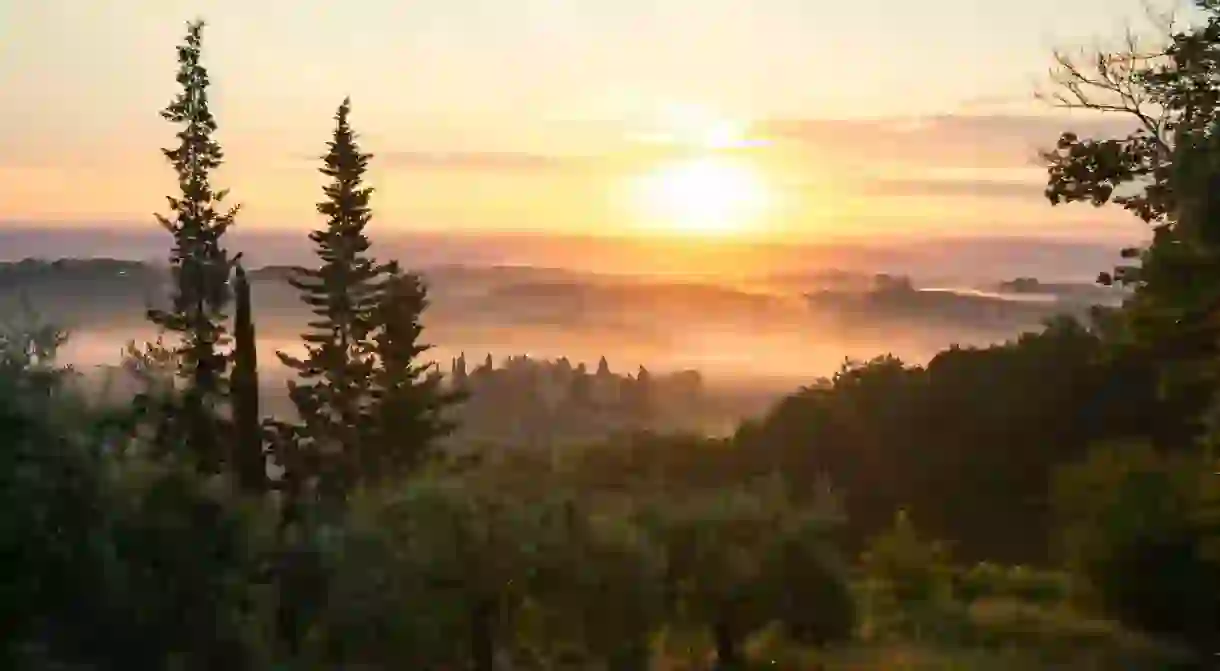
[0,0,1190,245]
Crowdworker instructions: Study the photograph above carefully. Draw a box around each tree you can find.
[1052,442,1220,654]
[0,323,276,671]
[365,266,465,484]
[626,365,655,429]
[518,498,667,670]
[1039,2,1220,443]
[148,19,240,474]
[860,509,952,607]
[277,98,385,501]
[634,477,854,671]
[316,477,574,671]
[231,259,266,493]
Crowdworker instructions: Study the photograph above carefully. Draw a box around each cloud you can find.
[377,150,583,172]
[954,94,1035,111]
[859,177,1045,200]
[759,114,1138,146]
[755,114,1142,169]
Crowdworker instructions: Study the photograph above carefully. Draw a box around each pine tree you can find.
[231,259,266,492]
[366,265,465,483]
[148,19,239,473]
[277,98,384,500]
[629,364,655,428]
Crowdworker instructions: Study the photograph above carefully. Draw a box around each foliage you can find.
[1040,2,1220,444]
[952,563,1071,607]
[0,295,74,397]
[148,19,240,473]
[732,324,1184,564]
[84,461,277,671]
[1051,442,1220,652]
[230,260,266,492]
[365,266,465,484]
[275,99,461,502]
[511,501,668,669]
[276,98,384,501]
[860,509,954,631]
[634,476,856,669]
[0,322,275,671]
[0,323,106,668]
[312,476,578,670]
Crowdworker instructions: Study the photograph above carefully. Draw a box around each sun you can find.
[631,156,771,236]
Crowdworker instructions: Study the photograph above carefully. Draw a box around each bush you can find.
[953,563,1071,606]
[763,515,858,647]
[0,323,277,670]
[1052,442,1220,653]
[861,509,952,606]
[316,476,621,670]
[636,476,855,669]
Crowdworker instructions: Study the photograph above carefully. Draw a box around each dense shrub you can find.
[953,563,1071,606]
[635,477,856,669]
[1052,442,1220,653]
[861,509,952,606]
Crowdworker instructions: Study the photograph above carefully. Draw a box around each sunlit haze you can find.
[0,0,1180,245]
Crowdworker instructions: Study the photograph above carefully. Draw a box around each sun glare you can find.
[631,157,771,236]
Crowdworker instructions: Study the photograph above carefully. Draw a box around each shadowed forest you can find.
[5,6,1220,671]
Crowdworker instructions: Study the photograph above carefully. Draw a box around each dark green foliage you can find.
[731,319,1188,563]
[314,478,575,670]
[0,324,273,671]
[0,325,109,668]
[857,514,963,646]
[268,510,334,664]
[147,19,239,474]
[89,464,273,671]
[517,495,668,668]
[1052,444,1220,653]
[231,260,265,493]
[764,513,858,648]
[274,98,462,497]
[1041,2,1220,447]
[953,563,1071,606]
[277,98,386,498]
[365,266,465,484]
[633,478,856,669]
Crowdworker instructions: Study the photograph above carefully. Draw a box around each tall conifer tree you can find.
[366,265,465,482]
[149,19,239,472]
[278,98,384,498]
[231,259,266,492]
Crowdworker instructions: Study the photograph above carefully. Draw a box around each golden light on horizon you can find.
[629,156,772,237]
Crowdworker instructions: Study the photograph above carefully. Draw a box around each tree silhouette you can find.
[1040,2,1220,446]
[277,98,385,501]
[230,259,266,492]
[365,266,465,484]
[147,19,240,473]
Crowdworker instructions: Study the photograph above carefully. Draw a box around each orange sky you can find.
[1,0,1180,244]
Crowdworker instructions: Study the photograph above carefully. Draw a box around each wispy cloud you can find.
[377,150,580,172]
[291,148,597,173]
[859,178,1045,200]
[758,114,1137,145]
[755,114,1141,169]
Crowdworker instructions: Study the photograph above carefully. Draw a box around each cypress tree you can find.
[277,98,384,500]
[231,259,266,492]
[365,265,465,483]
[148,19,239,473]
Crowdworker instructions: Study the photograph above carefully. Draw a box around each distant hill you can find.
[994,276,1129,305]
[0,224,1142,282]
[0,257,1119,340]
